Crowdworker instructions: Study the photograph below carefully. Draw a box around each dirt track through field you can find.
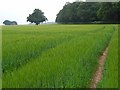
[90,47,109,88]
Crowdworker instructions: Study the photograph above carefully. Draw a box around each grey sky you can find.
[0,0,86,25]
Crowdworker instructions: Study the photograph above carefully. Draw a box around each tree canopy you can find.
[97,2,120,23]
[3,20,17,25]
[27,9,48,25]
[56,2,120,24]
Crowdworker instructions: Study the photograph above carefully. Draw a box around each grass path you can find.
[90,25,118,88]
[90,47,109,88]
[97,27,118,88]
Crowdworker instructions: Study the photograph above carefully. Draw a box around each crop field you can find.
[2,24,118,88]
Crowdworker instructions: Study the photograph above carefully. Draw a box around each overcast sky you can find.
[0,0,86,25]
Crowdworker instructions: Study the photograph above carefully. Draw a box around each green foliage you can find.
[3,20,17,25]
[97,2,120,22]
[56,2,100,23]
[56,2,120,24]
[2,25,117,88]
[97,26,118,88]
[27,9,48,25]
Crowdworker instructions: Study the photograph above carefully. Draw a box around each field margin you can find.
[0,25,2,89]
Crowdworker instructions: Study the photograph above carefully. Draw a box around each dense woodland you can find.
[56,2,120,24]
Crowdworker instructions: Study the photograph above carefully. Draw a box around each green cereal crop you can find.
[2,24,118,88]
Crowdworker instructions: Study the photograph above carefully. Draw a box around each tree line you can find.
[56,2,120,24]
[3,2,120,25]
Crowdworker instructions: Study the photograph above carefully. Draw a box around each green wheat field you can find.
[2,24,118,88]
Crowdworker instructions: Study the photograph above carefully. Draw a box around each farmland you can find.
[2,24,118,88]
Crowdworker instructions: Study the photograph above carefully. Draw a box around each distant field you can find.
[2,24,118,88]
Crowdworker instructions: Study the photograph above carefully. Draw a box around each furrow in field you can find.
[2,35,72,73]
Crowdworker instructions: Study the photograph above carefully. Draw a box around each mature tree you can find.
[97,3,113,21]
[97,2,120,22]
[56,2,100,23]
[12,21,18,25]
[56,2,80,23]
[3,20,11,25]
[56,1,120,24]
[27,9,48,25]
[3,20,17,25]
[76,2,100,22]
